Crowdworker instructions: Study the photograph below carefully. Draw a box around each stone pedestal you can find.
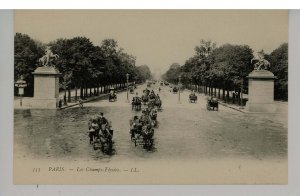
[32,67,61,109]
[246,70,276,113]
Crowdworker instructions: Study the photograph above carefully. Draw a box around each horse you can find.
[251,57,271,70]
[39,47,59,67]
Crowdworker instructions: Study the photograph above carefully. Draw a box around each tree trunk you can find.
[75,86,78,101]
[232,91,235,104]
[67,88,71,102]
[226,89,229,103]
[85,85,88,98]
[64,90,67,105]
[80,86,83,99]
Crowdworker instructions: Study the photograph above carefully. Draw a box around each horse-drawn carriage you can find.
[206,97,219,111]
[108,88,117,102]
[131,97,142,111]
[89,122,114,154]
[130,118,154,150]
[189,93,197,103]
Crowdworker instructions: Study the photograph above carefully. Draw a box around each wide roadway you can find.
[14,82,287,163]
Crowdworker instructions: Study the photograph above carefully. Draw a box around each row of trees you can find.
[14,33,153,98]
[162,40,288,101]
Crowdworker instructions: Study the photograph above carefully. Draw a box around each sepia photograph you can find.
[13,10,288,184]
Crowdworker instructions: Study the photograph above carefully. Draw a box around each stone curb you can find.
[218,102,246,113]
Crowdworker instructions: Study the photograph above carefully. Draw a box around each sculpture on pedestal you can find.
[32,46,61,109]
[38,46,59,67]
[246,50,276,113]
[251,50,270,70]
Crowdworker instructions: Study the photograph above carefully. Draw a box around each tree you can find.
[207,44,253,100]
[266,43,288,100]
[136,65,152,82]
[50,37,101,98]
[14,33,44,96]
[14,33,151,100]
[195,39,217,58]
[162,63,181,84]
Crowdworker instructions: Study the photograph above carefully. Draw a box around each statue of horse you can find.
[39,46,59,67]
[251,51,271,70]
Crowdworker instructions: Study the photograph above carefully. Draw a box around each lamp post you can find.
[15,75,27,107]
[178,75,181,104]
[134,76,138,88]
[126,73,130,103]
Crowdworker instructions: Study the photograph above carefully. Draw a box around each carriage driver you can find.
[97,112,108,130]
[191,90,196,96]
[133,92,139,101]
[110,90,113,95]
[156,94,160,100]
[88,117,100,144]
[130,116,140,136]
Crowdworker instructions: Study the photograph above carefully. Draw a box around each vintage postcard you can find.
[14,10,288,184]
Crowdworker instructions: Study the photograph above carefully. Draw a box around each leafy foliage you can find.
[266,43,288,100]
[14,33,152,97]
[14,33,44,96]
[163,40,288,100]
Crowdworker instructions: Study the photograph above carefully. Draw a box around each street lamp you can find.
[126,73,130,103]
[178,75,181,104]
[134,76,137,87]
[15,75,27,107]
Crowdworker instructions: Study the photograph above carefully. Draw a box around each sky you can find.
[15,10,288,78]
